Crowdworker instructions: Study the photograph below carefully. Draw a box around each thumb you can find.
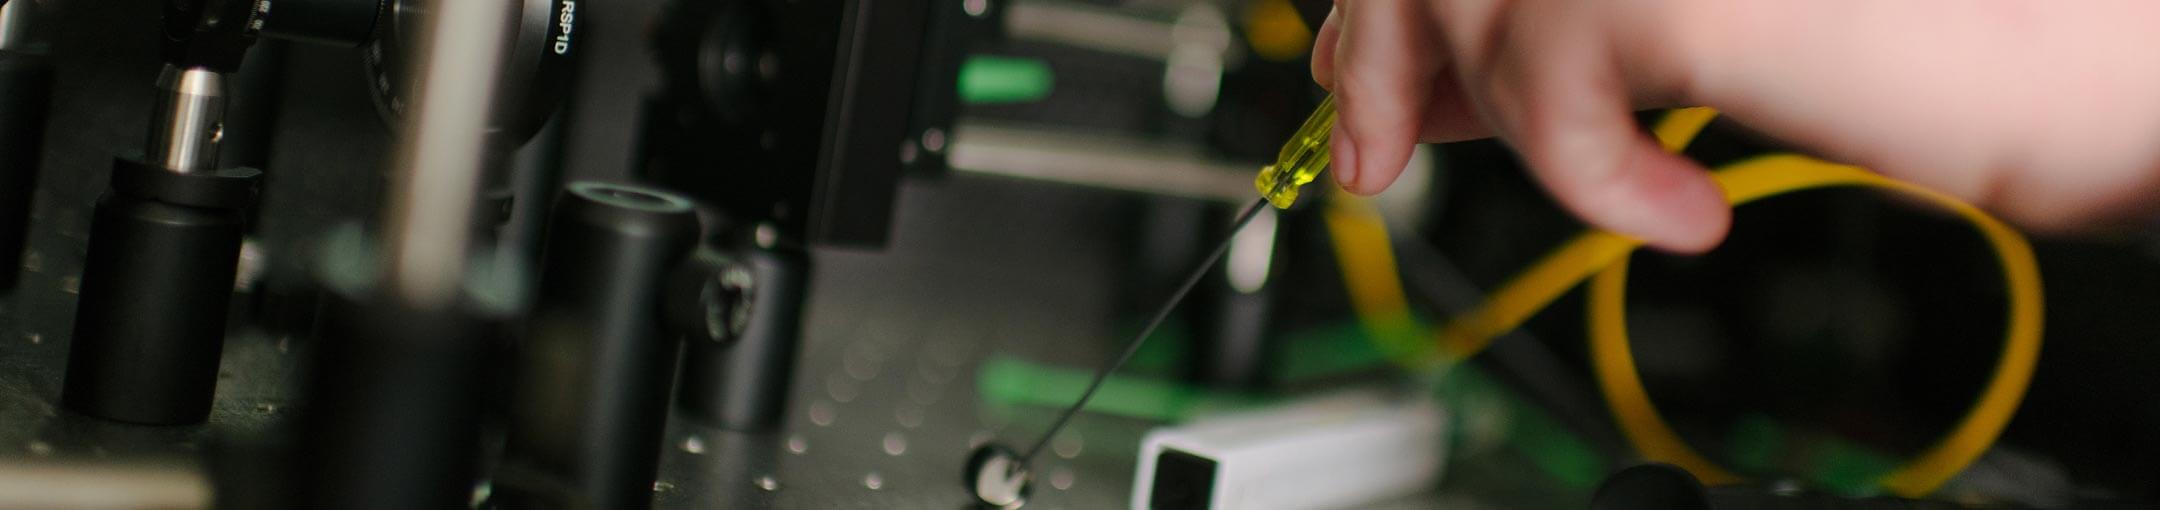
[1503,47,1730,251]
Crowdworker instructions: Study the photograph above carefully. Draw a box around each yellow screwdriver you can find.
[967,93,1344,507]
[1254,93,1338,208]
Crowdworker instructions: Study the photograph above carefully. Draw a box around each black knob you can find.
[673,242,807,432]
[666,248,757,346]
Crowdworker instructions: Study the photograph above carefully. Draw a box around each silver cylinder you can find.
[0,0,44,52]
[144,65,226,173]
[382,0,520,308]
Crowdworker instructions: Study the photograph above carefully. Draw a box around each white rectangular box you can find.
[1130,391,1447,510]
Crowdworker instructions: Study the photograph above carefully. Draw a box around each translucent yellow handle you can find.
[1255,94,1338,209]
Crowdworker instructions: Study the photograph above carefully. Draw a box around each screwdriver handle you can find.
[1255,93,1337,209]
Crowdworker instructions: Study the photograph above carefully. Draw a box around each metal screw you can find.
[674,252,759,345]
[921,128,946,153]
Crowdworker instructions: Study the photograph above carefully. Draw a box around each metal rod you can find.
[143,64,226,173]
[383,0,520,307]
[1003,1,1176,61]
[947,121,1255,203]
[1019,197,1269,465]
[0,0,42,52]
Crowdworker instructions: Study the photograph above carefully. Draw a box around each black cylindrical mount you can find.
[496,182,698,510]
[675,244,807,432]
[301,288,496,509]
[0,50,52,291]
[295,228,503,510]
[62,158,259,425]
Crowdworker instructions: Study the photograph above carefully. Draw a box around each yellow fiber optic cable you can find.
[1320,191,1434,365]
[1653,106,1721,153]
[1427,109,2042,495]
[1282,101,2039,495]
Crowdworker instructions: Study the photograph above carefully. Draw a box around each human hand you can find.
[1313,0,2160,251]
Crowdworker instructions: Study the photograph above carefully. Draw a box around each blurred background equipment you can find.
[0,0,2158,508]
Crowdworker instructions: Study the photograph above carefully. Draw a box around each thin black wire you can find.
[1018,197,1271,465]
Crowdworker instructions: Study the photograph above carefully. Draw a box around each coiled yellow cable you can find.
[1395,108,2047,495]
[1322,191,1436,365]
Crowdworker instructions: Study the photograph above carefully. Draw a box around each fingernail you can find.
[1331,124,1359,190]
